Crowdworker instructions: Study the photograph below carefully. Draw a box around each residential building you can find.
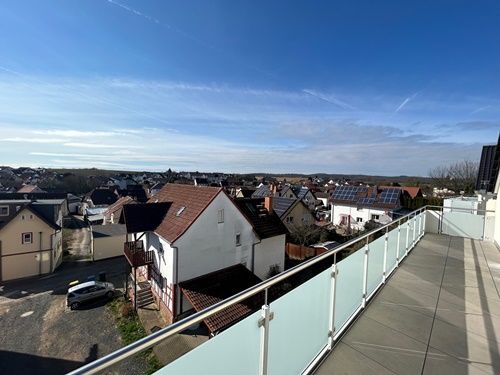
[85,188,118,207]
[104,196,135,224]
[149,182,165,196]
[0,198,64,281]
[278,185,298,199]
[476,132,500,192]
[17,185,46,194]
[330,185,403,231]
[121,184,287,327]
[251,184,275,198]
[293,186,318,210]
[272,197,315,232]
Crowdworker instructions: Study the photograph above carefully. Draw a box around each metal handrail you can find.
[66,205,449,374]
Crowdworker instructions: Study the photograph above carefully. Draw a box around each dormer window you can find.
[176,206,186,216]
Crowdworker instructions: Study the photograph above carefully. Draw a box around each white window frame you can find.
[0,206,8,216]
[235,232,241,246]
[356,217,363,223]
[371,214,380,221]
[22,232,33,244]
[217,209,224,223]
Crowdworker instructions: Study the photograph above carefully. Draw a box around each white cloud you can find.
[0,74,496,175]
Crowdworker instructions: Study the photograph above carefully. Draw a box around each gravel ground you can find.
[63,216,92,261]
[0,259,147,375]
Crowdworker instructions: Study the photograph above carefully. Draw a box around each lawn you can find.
[108,298,163,374]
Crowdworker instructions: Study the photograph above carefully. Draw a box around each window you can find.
[217,209,224,223]
[235,233,241,246]
[21,215,25,220]
[356,217,363,223]
[371,214,380,221]
[0,206,8,216]
[29,214,33,220]
[22,232,33,244]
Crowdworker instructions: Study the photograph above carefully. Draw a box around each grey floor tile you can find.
[364,302,434,343]
[315,342,396,375]
[423,346,493,375]
[428,318,500,369]
[341,317,427,375]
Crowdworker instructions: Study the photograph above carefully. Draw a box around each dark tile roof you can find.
[251,185,273,198]
[238,189,255,198]
[0,193,67,200]
[121,202,171,233]
[150,182,165,191]
[295,186,316,200]
[272,197,298,218]
[179,264,262,333]
[116,186,148,203]
[88,188,118,206]
[233,198,288,239]
[151,184,222,243]
[92,224,127,238]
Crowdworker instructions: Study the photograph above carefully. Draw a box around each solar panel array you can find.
[332,186,367,201]
[379,188,401,204]
[358,197,375,205]
[332,186,401,207]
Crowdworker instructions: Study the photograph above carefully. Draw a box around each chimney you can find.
[264,196,273,214]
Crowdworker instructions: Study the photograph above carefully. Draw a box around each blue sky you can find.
[0,0,499,175]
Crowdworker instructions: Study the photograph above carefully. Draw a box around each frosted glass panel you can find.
[334,249,365,333]
[366,235,385,296]
[442,212,484,240]
[157,309,261,375]
[387,227,399,272]
[417,213,423,237]
[398,224,408,259]
[408,217,415,251]
[267,267,331,375]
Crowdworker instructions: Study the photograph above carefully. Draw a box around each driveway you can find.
[63,216,92,261]
[0,258,146,375]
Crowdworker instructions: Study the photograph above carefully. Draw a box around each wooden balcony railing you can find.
[124,240,154,267]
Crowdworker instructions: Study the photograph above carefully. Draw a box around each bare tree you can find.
[429,160,479,194]
[289,224,321,246]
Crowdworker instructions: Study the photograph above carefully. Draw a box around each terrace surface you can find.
[316,233,500,375]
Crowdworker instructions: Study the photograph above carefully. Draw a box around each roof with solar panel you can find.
[330,185,402,209]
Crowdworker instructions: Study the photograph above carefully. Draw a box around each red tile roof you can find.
[105,196,135,220]
[379,186,422,199]
[150,184,222,243]
[179,264,262,333]
[402,186,422,199]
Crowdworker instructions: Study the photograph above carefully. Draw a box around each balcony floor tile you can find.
[315,234,500,375]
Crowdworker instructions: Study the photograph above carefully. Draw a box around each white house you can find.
[330,186,403,231]
[121,184,287,327]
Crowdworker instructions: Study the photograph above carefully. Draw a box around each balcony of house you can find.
[69,204,499,375]
[124,240,154,267]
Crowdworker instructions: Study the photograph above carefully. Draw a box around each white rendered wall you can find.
[331,204,387,230]
[254,234,286,280]
[175,193,256,283]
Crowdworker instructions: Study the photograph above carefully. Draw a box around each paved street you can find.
[0,258,146,375]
